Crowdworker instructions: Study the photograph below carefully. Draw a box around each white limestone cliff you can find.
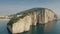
[7,8,57,34]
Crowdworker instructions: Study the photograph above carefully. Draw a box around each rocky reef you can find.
[7,8,57,34]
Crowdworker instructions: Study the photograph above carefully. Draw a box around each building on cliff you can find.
[7,8,57,34]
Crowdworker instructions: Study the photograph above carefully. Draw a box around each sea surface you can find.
[0,19,60,34]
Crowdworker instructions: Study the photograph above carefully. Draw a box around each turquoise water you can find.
[0,20,60,34]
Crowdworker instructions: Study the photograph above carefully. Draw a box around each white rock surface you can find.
[12,19,25,33]
[12,15,32,33]
[9,8,56,33]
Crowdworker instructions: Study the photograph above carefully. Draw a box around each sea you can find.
[0,19,60,34]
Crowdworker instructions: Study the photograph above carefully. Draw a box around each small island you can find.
[7,8,57,34]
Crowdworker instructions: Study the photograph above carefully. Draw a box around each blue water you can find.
[0,20,10,34]
[0,19,60,34]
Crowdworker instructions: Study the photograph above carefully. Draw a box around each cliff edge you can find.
[7,8,57,34]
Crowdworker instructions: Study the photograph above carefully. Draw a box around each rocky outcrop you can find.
[7,8,57,34]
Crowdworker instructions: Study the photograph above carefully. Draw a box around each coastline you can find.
[0,19,10,22]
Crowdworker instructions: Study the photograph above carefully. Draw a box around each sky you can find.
[0,0,60,18]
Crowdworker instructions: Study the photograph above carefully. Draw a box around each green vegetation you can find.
[7,8,57,27]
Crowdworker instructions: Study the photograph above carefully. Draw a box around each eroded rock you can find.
[7,8,57,34]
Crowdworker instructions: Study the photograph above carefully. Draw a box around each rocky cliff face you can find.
[7,8,57,34]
